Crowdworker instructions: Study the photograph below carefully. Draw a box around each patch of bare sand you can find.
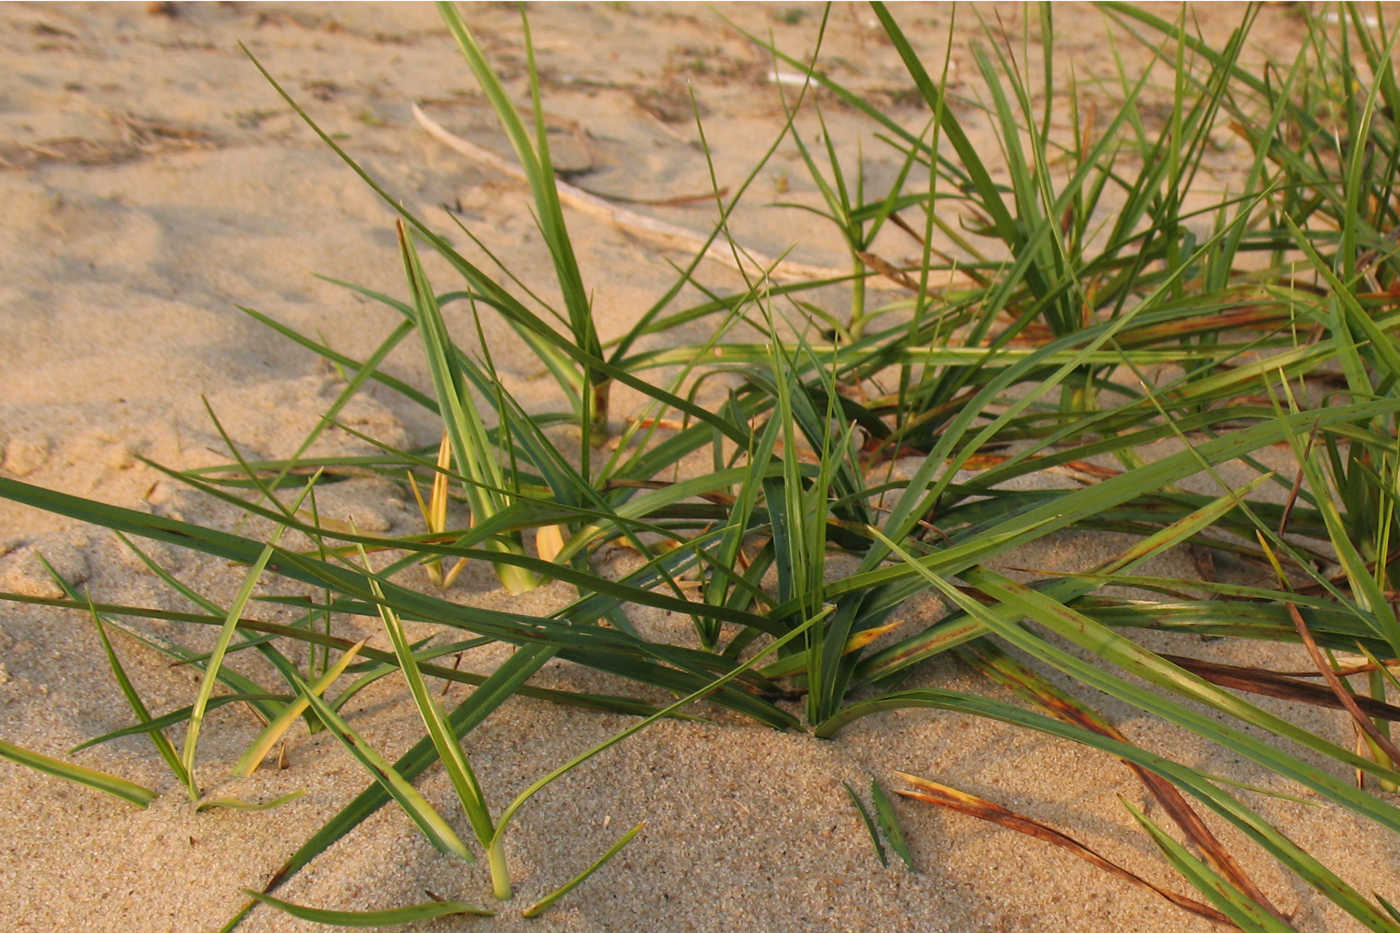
[2,3,1395,931]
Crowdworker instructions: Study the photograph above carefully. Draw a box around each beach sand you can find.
[2,3,1396,930]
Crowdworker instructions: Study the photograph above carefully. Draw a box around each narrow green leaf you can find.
[181,541,278,797]
[196,790,306,813]
[818,688,1395,930]
[871,778,915,872]
[242,889,492,925]
[844,781,887,867]
[79,593,189,788]
[250,644,556,920]
[1123,801,1295,933]
[232,639,368,778]
[72,694,285,754]
[358,545,498,864]
[292,669,472,862]
[520,821,645,918]
[0,738,155,808]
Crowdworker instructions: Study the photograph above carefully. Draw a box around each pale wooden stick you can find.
[411,102,970,293]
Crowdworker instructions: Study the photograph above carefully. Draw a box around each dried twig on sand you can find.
[412,102,968,292]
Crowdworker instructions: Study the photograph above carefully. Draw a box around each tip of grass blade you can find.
[843,781,888,867]
[241,889,493,925]
[195,789,306,813]
[520,821,645,918]
[0,737,156,808]
[870,778,916,872]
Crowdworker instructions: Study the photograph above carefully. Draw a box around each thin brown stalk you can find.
[895,773,1234,927]
[411,102,972,292]
[1286,602,1400,767]
[1161,654,1400,721]
[960,643,1286,922]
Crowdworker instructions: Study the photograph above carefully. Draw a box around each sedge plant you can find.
[4,3,1400,929]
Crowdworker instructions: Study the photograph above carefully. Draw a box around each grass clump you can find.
[5,2,1400,928]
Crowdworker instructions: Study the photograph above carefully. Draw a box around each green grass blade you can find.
[877,536,1400,812]
[232,639,367,777]
[857,474,1271,683]
[818,688,1395,930]
[71,694,285,753]
[832,399,1400,600]
[520,821,645,918]
[291,667,472,862]
[110,531,301,724]
[870,778,914,872]
[180,540,278,797]
[238,303,436,411]
[437,2,603,439]
[358,546,503,891]
[396,220,537,595]
[38,551,193,781]
[843,782,888,867]
[251,644,556,914]
[84,598,189,789]
[0,738,155,808]
[242,890,492,925]
[1123,801,1296,933]
[871,2,1015,239]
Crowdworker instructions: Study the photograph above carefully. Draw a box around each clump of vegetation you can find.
[5,2,1400,928]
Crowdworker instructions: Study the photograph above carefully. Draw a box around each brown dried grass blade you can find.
[411,102,974,292]
[1162,654,1400,722]
[894,773,1233,927]
[1286,602,1400,767]
[960,642,1286,922]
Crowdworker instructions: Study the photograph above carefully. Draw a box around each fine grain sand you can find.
[2,3,1397,931]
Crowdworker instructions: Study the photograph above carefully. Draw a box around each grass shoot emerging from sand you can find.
[6,1,1400,928]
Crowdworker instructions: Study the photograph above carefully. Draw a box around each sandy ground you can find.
[2,3,1397,931]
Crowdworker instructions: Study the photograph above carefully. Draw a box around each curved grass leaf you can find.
[1123,801,1297,933]
[242,889,492,925]
[521,821,645,918]
[0,738,155,808]
[291,669,472,863]
[870,778,914,872]
[180,541,277,799]
[232,639,368,778]
[896,773,1228,925]
[820,689,1394,931]
[81,595,189,789]
[843,782,887,867]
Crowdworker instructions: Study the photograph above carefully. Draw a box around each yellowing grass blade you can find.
[0,738,155,808]
[535,523,567,563]
[292,670,472,862]
[1123,800,1296,932]
[842,620,902,655]
[232,639,368,778]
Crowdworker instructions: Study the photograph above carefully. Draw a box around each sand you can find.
[2,3,1396,931]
